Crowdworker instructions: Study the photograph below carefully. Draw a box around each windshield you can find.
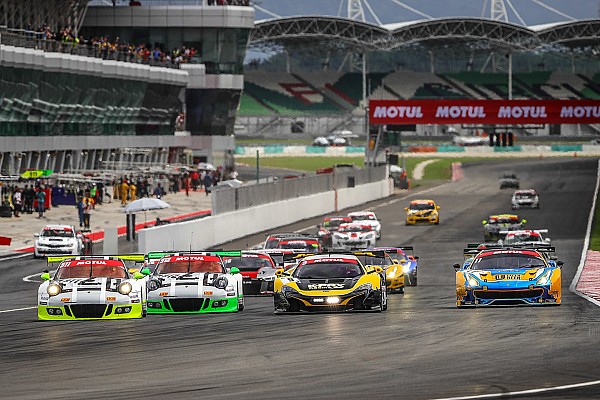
[490,217,518,225]
[224,256,273,271]
[339,225,372,233]
[470,254,546,270]
[409,203,434,211]
[278,241,319,251]
[516,194,534,199]
[350,214,376,221]
[55,265,127,279]
[41,229,74,238]
[355,255,391,266]
[323,219,348,229]
[294,262,362,279]
[156,261,223,274]
[504,234,542,244]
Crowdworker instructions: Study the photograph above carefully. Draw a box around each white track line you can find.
[430,378,600,400]
[0,253,31,262]
[0,306,36,313]
[569,159,600,306]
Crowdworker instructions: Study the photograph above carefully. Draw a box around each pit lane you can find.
[2,157,600,399]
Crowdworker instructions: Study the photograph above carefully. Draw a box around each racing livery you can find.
[317,216,352,247]
[405,200,440,225]
[511,189,539,209]
[371,246,419,286]
[38,255,148,320]
[482,214,526,242]
[331,223,377,250]
[348,211,381,238]
[146,253,244,313]
[274,253,387,313]
[223,251,276,295]
[34,224,83,258]
[454,248,562,307]
[355,250,405,293]
[499,229,551,246]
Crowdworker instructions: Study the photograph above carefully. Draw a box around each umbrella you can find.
[198,162,216,171]
[122,197,171,227]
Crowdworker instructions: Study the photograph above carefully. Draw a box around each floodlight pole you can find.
[508,51,513,100]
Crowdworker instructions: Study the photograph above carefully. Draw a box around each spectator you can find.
[203,173,213,196]
[36,187,46,218]
[12,187,22,218]
[153,183,164,199]
[76,196,85,227]
[129,181,137,201]
[120,179,129,205]
[83,196,94,229]
[23,184,35,214]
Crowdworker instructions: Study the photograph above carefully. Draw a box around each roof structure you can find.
[250,16,600,52]
[0,0,90,33]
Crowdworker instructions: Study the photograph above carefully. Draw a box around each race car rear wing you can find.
[47,254,146,264]
[146,250,243,261]
[499,229,548,235]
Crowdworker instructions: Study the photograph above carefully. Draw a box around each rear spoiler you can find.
[47,254,145,264]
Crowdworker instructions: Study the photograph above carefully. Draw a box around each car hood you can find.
[37,237,77,245]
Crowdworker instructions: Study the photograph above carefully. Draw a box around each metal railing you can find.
[211,166,387,215]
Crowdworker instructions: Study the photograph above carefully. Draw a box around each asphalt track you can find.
[2,157,600,400]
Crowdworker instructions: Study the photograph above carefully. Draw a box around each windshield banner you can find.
[369,99,600,125]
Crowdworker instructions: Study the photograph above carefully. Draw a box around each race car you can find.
[404,199,440,225]
[348,211,381,238]
[38,254,148,320]
[316,216,352,247]
[354,250,404,293]
[273,253,387,313]
[146,252,244,313]
[331,223,377,250]
[499,171,520,189]
[482,214,526,242]
[261,233,321,252]
[499,229,551,246]
[371,246,419,286]
[455,247,562,307]
[253,249,299,294]
[34,224,84,258]
[223,251,277,295]
[511,189,539,209]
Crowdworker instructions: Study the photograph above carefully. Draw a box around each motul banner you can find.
[369,99,600,125]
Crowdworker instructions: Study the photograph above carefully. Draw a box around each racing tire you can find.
[238,303,245,312]
[434,220,439,225]
[142,304,147,318]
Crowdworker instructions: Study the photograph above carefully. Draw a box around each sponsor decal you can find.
[106,296,116,301]
[204,291,213,295]
[369,100,600,124]
[307,283,346,290]
[60,298,70,302]
[159,292,169,296]
[494,274,521,280]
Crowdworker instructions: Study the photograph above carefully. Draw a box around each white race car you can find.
[347,211,381,239]
[38,255,148,320]
[331,223,377,250]
[499,229,551,246]
[146,252,244,314]
[511,189,540,209]
[34,224,83,258]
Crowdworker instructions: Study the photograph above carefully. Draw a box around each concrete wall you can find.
[138,179,393,252]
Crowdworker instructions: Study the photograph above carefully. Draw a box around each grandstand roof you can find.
[1,0,90,33]
[250,16,600,52]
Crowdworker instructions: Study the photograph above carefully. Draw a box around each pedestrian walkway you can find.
[0,189,212,257]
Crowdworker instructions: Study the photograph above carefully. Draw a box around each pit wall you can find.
[138,179,393,252]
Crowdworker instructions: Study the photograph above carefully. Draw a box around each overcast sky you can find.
[254,0,597,26]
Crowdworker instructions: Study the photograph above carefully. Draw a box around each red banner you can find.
[369,99,600,125]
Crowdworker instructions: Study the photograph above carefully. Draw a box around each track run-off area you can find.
[2,157,600,400]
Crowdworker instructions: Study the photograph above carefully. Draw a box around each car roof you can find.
[42,224,75,230]
[298,254,362,264]
[514,189,536,194]
[410,199,436,204]
[348,211,375,216]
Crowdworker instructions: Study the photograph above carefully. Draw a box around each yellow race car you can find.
[405,199,440,225]
[273,253,387,313]
[355,250,405,293]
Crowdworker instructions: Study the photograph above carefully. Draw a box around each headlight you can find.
[536,270,552,285]
[386,267,398,278]
[402,264,411,273]
[365,233,374,238]
[118,282,133,295]
[467,275,480,287]
[149,280,160,291]
[47,283,61,296]
[215,276,228,289]
[281,285,299,295]
[356,283,372,291]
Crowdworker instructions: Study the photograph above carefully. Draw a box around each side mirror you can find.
[316,224,321,229]
[34,233,40,237]
[41,272,51,281]
[404,207,408,211]
[482,220,488,225]
[436,206,440,210]
[522,219,527,224]
[413,256,419,260]
[557,260,564,267]
[453,263,461,270]
[141,268,151,276]
[133,272,144,280]
[229,267,240,275]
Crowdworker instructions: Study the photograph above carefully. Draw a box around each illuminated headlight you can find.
[386,267,398,278]
[467,275,480,287]
[356,283,372,292]
[215,277,228,289]
[365,233,375,238]
[47,283,61,296]
[118,282,133,295]
[326,297,340,304]
[536,270,552,286]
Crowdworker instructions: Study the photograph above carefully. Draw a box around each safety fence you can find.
[211,166,387,215]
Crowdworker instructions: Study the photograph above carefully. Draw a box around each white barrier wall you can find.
[138,179,393,252]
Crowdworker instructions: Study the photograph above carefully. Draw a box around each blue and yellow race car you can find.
[454,247,562,307]
[371,246,419,286]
